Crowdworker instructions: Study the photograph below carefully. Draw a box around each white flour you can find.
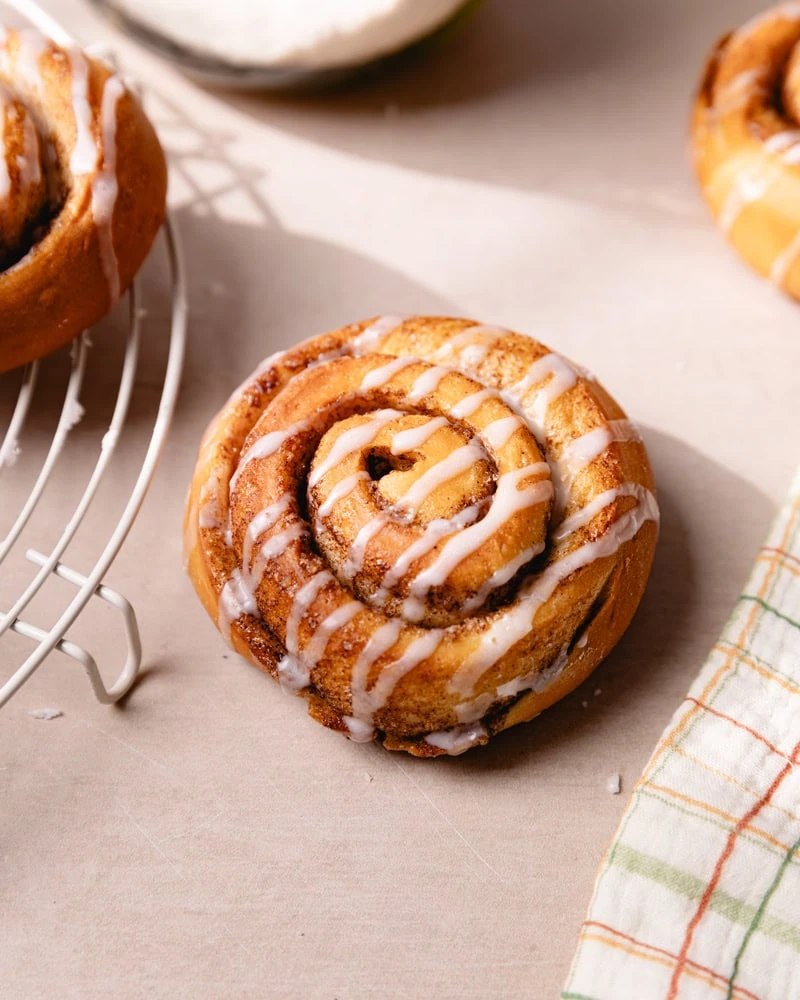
[111,0,468,69]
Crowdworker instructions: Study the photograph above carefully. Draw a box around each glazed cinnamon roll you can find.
[185,316,658,756]
[0,27,166,373]
[692,3,800,298]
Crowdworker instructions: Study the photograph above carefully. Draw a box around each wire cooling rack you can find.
[0,0,187,708]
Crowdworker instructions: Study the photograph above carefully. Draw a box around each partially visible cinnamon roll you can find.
[0,27,167,373]
[692,3,800,299]
[185,316,658,757]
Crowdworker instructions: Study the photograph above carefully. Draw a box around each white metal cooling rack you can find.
[0,0,187,708]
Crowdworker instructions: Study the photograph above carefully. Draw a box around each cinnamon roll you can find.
[185,316,658,756]
[692,3,800,298]
[0,27,167,373]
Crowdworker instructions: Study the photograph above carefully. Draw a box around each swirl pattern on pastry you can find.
[0,27,167,373]
[692,3,800,298]
[185,316,658,757]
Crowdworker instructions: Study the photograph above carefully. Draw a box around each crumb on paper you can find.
[364,773,373,783]
[28,708,63,721]
[606,773,621,795]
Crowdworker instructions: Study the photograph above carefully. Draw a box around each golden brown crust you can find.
[185,316,658,757]
[0,28,167,373]
[691,6,800,299]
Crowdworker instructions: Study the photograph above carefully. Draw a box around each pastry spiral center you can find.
[231,354,554,630]
[309,411,500,625]
[0,82,47,269]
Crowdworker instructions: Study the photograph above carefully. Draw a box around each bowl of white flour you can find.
[91,0,475,87]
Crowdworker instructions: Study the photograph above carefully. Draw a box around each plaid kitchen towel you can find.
[563,470,800,1000]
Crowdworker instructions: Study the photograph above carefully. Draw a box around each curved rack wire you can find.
[0,0,187,708]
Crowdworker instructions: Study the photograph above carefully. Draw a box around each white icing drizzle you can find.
[559,420,641,473]
[252,348,287,380]
[432,325,506,366]
[218,568,257,640]
[718,166,774,234]
[371,505,480,608]
[612,418,642,440]
[425,721,487,755]
[349,313,408,355]
[407,365,450,403]
[309,409,401,488]
[554,418,642,508]
[395,439,486,516]
[770,226,800,287]
[344,513,390,579]
[454,691,495,724]
[404,464,552,620]
[459,542,545,615]
[332,435,487,579]
[720,69,764,97]
[713,98,800,231]
[360,355,418,391]
[198,497,222,529]
[276,654,310,694]
[241,493,292,578]
[390,417,448,455]
[249,523,306,584]
[231,419,310,494]
[317,470,370,518]
[350,625,442,731]
[307,346,355,372]
[14,30,48,94]
[218,490,307,639]
[343,716,376,742]
[91,75,125,304]
[482,416,522,452]
[458,343,493,368]
[496,643,571,700]
[506,353,578,438]
[764,130,800,159]
[714,69,767,115]
[303,600,362,665]
[449,488,659,698]
[557,427,613,482]
[224,347,290,409]
[279,570,334,691]
[553,483,652,543]
[449,388,495,419]
[67,48,98,175]
[348,619,403,724]
[528,487,658,597]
